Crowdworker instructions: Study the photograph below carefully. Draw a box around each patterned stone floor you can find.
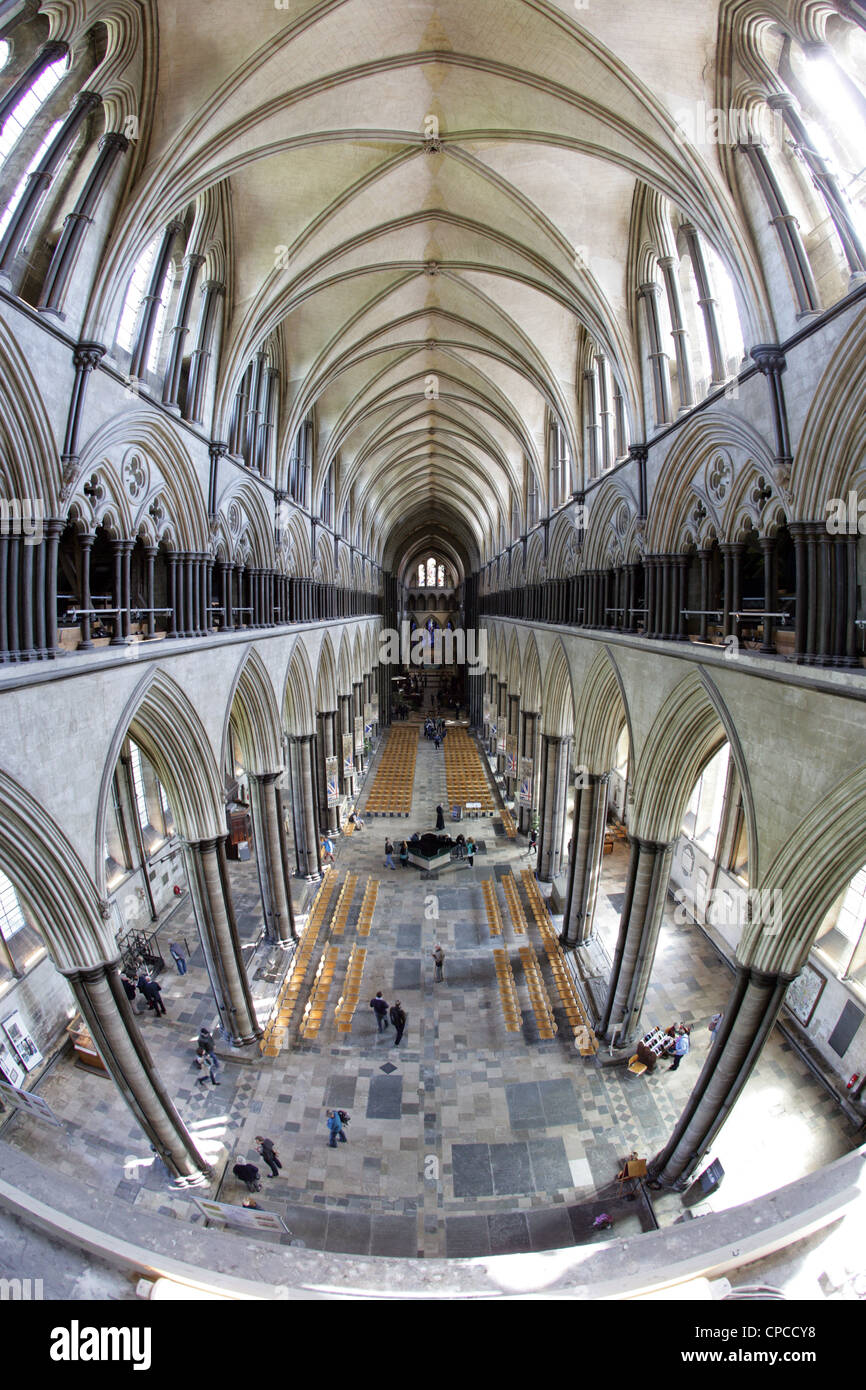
[1,699,858,1258]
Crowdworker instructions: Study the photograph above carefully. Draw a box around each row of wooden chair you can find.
[335,942,368,1033]
[501,872,527,935]
[260,874,339,1055]
[518,941,558,1040]
[329,874,358,936]
[500,807,517,838]
[493,947,522,1032]
[365,727,418,815]
[482,878,503,937]
[356,877,379,937]
[444,728,496,812]
[299,944,340,1039]
[521,871,598,1055]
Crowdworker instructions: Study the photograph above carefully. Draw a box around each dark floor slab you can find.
[323,1210,372,1255]
[396,924,422,950]
[451,1142,494,1198]
[539,1077,581,1126]
[488,1210,531,1255]
[366,1074,404,1120]
[445,1214,490,1257]
[527,1136,573,1192]
[282,1202,328,1248]
[323,1076,357,1110]
[454,921,482,950]
[526,1205,575,1251]
[489,1141,533,1196]
[370,1214,418,1258]
[393,959,422,990]
[505,1080,545,1130]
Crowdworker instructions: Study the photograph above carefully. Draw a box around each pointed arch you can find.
[521,631,543,714]
[575,646,633,776]
[222,648,283,777]
[316,632,338,712]
[283,639,316,735]
[95,670,225,893]
[541,638,575,737]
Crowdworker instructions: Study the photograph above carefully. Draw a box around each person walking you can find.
[370,991,390,1033]
[527,827,538,857]
[668,1027,691,1072]
[195,1052,220,1087]
[383,838,396,869]
[465,836,475,867]
[322,835,335,867]
[390,999,407,1047]
[197,1027,217,1056]
[435,804,445,831]
[431,943,445,983]
[169,943,187,975]
[232,1159,261,1192]
[255,1135,282,1178]
[326,1109,348,1147]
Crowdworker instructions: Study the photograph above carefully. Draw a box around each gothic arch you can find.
[541,639,576,738]
[574,646,634,776]
[222,648,283,778]
[283,639,316,735]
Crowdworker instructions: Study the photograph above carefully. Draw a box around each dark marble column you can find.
[248,772,296,946]
[289,734,322,877]
[183,838,262,1046]
[561,772,610,949]
[599,836,674,1045]
[537,733,571,882]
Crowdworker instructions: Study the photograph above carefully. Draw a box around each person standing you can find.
[322,835,335,866]
[527,828,538,856]
[465,836,475,867]
[399,840,410,868]
[138,974,166,1016]
[370,991,390,1033]
[255,1135,282,1178]
[668,1027,691,1072]
[195,1052,220,1087]
[197,1027,217,1056]
[121,973,142,1014]
[390,999,407,1047]
[326,1109,348,1147]
[431,943,445,983]
[435,804,445,831]
[383,839,396,869]
[707,1012,723,1042]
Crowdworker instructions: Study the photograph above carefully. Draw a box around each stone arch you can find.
[283,640,316,735]
[541,639,575,737]
[583,483,641,570]
[94,669,225,894]
[222,648,283,778]
[336,630,353,695]
[0,769,114,972]
[793,312,866,520]
[747,763,866,976]
[507,631,521,695]
[521,631,543,713]
[630,668,758,877]
[575,646,633,776]
[317,633,338,712]
[0,317,59,510]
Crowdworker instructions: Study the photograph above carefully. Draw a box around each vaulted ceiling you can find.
[111,0,763,580]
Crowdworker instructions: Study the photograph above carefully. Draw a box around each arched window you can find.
[0,41,9,72]
[437,564,445,587]
[426,556,436,586]
[0,119,62,242]
[681,743,730,855]
[0,49,68,167]
[116,234,160,354]
[0,868,45,981]
[417,562,425,587]
[815,864,866,988]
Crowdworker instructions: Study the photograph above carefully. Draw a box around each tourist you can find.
[322,835,335,866]
[169,943,187,975]
[255,1136,282,1178]
[668,1026,691,1072]
[527,828,538,856]
[232,1159,261,1192]
[431,943,445,983]
[138,973,166,1016]
[399,840,410,867]
[435,804,445,831]
[390,999,407,1046]
[465,836,475,867]
[326,1109,348,1147]
[383,838,396,869]
[121,973,142,1013]
[195,1052,220,1087]
[370,991,390,1033]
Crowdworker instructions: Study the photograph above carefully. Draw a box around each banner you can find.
[326,755,339,807]
[342,734,354,779]
[519,757,534,807]
[483,697,491,723]
[0,1078,64,1128]
[505,735,518,778]
[354,715,364,754]
[3,1010,42,1071]
[497,728,507,754]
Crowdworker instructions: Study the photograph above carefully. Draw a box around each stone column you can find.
[506,692,520,798]
[128,221,185,382]
[537,734,571,883]
[248,772,296,946]
[659,255,695,410]
[186,281,226,424]
[39,131,130,315]
[162,252,205,410]
[143,545,157,639]
[63,962,209,1180]
[496,679,507,773]
[638,281,673,427]
[649,964,794,1187]
[599,836,674,1045]
[698,548,711,641]
[289,734,321,877]
[561,772,610,948]
[736,141,819,316]
[518,710,539,835]
[183,837,261,1045]
[353,680,364,776]
[682,224,727,384]
[759,536,777,653]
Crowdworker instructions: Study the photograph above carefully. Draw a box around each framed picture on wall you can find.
[785,963,826,1027]
[2,1011,43,1072]
[0,1037,26,1089]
